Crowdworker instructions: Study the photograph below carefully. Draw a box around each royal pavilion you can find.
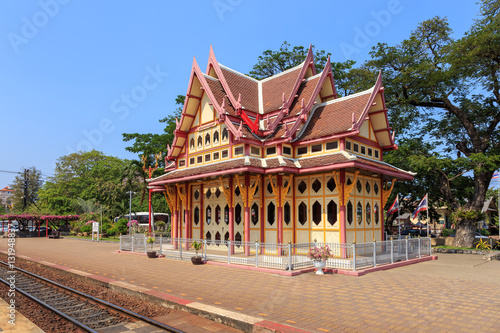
[148,46,414,250]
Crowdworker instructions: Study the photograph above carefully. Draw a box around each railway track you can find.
[0,261,184,332]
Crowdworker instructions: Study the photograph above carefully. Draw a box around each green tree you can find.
[248,41,355,96]
[122,95,184,176]
[10,167,44,212]
[365,0,500,247]
[38,150,138,217]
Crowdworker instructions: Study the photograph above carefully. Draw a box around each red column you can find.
[184,183,190,250]
[173,193,179,249]
[229,176,235,254]
[244,174,250,256]
[277,175,283,244]
[200,183,204,239]
[148,188,152,236]
[340,170,347,258]
[260,175,265,253]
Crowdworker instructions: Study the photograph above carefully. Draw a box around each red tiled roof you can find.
[298,90,372,141]
[220,67,259,112]
[262,67,302,113]
[204,76,236,116]
[288,76,320,117]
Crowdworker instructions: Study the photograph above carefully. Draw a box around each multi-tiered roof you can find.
[149,46,413,188]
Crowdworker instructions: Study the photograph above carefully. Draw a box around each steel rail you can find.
[0,276,99,333]
[0,261,185,333]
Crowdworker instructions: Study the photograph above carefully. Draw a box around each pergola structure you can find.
[148,46,414,251]
[0,214,79,237]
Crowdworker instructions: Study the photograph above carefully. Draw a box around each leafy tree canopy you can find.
[365,0,500,246]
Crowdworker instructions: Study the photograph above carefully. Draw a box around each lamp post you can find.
[126,191,136,235]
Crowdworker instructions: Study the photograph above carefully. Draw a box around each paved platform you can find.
[2,238,500,332]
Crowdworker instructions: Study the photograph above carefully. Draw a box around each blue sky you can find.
[0,0,483,188]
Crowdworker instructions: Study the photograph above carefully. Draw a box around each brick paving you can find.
[3,238,500,332]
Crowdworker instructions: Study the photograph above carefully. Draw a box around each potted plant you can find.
[146,236,157,258]
[307,244,332,275]
[191,240,204,265]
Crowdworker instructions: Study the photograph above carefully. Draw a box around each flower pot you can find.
[191,256,204,265]
[313,260,326,275]
[147,251,157,258]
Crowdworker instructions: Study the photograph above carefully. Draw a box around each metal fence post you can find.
[418,237,421,258]
[144,237,147,254]
[255,241,259,267]
[131,236,134,252]
[159,237,162,255]
[180,239,183,260]
[373,240,377,267]
[390,238,394,264]
[119,235,122,251]
[288,242,292,271]
[227,240,231,264]
[405,236,409,261]
[352,241,357,271]
[203,239,207,260]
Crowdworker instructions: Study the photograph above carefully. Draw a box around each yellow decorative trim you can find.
[343,170,360,204]
[382,178,397,207]
[234,175,249,208]
[267,175,281,207]
[219,176,232,208]
[248,175,260,204]
[332,171,343,203]
[176,184,187,210]
[280,175,293,207]
[164,185,176,212]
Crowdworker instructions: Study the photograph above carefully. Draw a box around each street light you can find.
[126,191,136,235]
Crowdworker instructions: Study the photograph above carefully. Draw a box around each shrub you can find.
[480,229,490,236]
[441,229,452,237]
[156,221,166,231]
[114,218,129,235]
[80,224,92,233]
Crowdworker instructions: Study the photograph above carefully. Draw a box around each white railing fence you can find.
[119,236,432,271]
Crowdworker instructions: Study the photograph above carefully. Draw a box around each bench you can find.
[48,231,60,239]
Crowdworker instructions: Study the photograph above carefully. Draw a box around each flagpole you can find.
[426,193,429,237]
[397,194,401,239]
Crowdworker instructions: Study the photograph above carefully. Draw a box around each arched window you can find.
[357,202,363,224]
[366,202,371,225]
[197,136,203,148]
[312,201,322,225]
[299,202,307,225]
[374,203,380,224]
[206,231,212,245]
[206,206,212,225]
[267,202,275,225]
[235,204,242,225]
[215,205,221,225]
[205,133,211,146]
[284,202,291,225]
[194,207,200,225]
[224,205,229,225]
[356,180,362,194]
[251,203,259,225]
[213,130,219,144]
[347,201,353,225]
[222,127,228,141]
[327,200,337,226]
[190,138,195,150]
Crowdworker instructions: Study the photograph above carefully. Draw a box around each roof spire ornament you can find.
[167,144,172,156]
[237,93,242,108]
[175,117,180,130]
[282,93,286,105]
[352,112,356,125]
[392,129,396,142]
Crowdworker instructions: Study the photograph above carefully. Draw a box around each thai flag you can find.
[412,194,428,219]
[387,195,399,215]
[492,171,499,180]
